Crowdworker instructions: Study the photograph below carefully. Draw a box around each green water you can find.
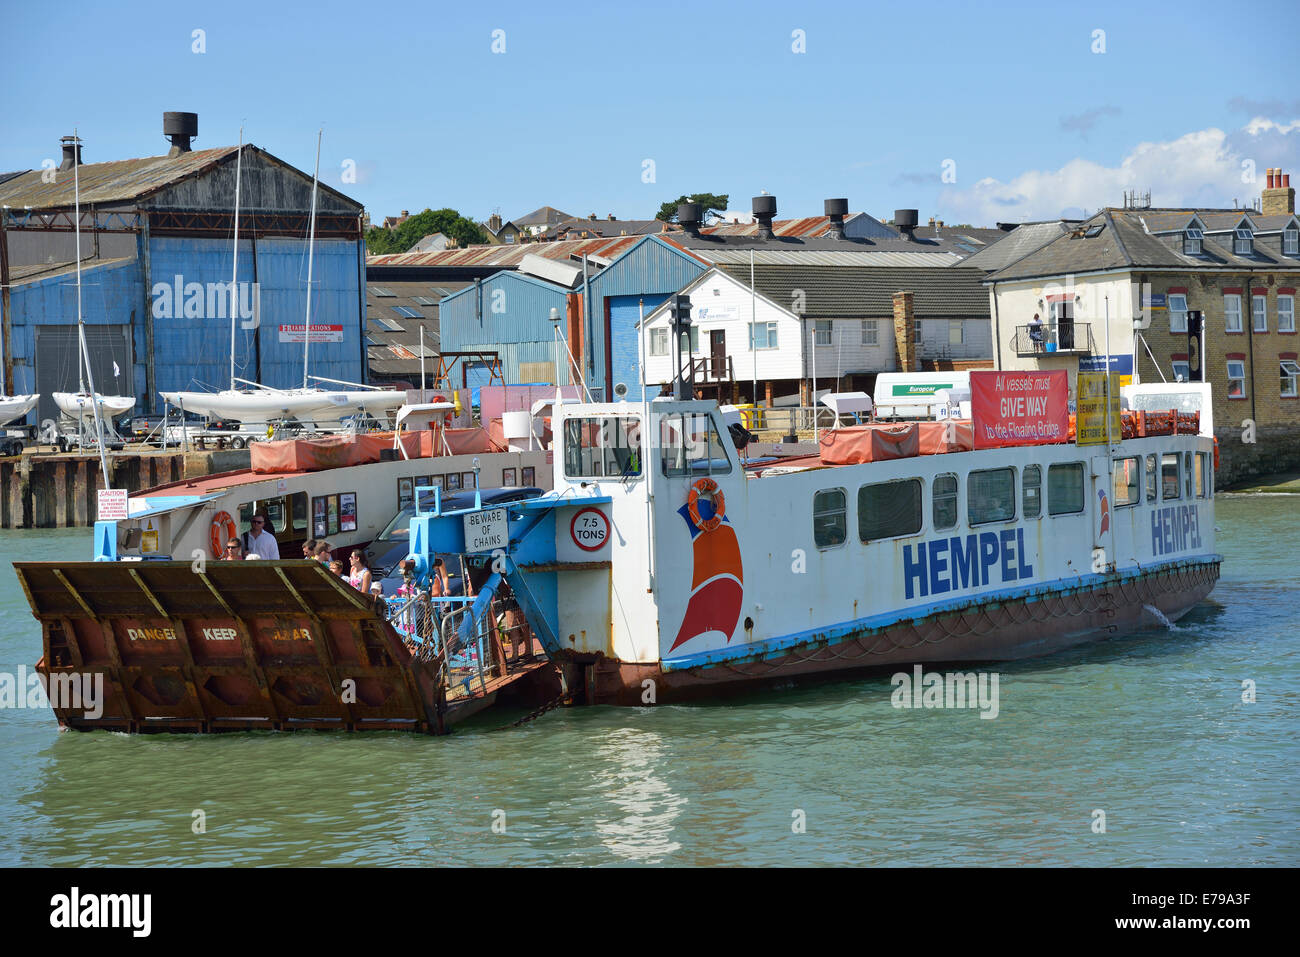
[0,498,1295,866]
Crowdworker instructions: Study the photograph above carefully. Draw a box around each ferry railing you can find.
[384,587,506,701]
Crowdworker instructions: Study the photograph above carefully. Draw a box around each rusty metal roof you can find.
[366,235,644,269]
[0,146,242,210]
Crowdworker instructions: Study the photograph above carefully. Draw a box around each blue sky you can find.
[3,0,1298,226]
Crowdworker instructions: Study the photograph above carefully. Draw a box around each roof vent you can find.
[894,208,919,241]
[677,202,702,237]
[163,111,199,156]
[58,135,82,171]
[753,195,777,240]
[824,198,848,239]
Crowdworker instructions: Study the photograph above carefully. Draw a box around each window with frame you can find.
[563,416,643,479]
[1182,227,1203,255]
[649,327,669,356]
[1278,295,1295,333]
[749,321,778,350]
[1253,295,1268,332]
[1168,293,1188,333]
[1022,464,1042,518]
[1226,359,1247,398]
[814,320,833,346]
[933,473,958,530]
[1113,457,1140,507]
[1195,452,1208,498]
[861,319,879,346]
[1224,295,1243,332]
[1183,451,1194,499]
[1047,463,1085,516]
[1161,453,1181,500]
[1281,359,1300,398]
[948,320,964,345]
[968,468,1016,525]
[1234,228,1253,255]
[813,489,847,548]
[1285,227,1299,256]
[1171,360,1190,383]
[1145,454,1158,503]
[659,413,731,478]
[858,479,923,541]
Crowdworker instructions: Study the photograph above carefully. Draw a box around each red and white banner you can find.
[970,370,1069,449]
[278,323,344,343]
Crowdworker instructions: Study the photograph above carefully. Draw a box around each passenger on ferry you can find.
[313,541,332,563]
[242,512,280,560]
[222,538,244,560]
[348,550,372,593]
[369,581,387,615]
[301,538,318,559]
[328,559,345,577]
[431,557,451,599]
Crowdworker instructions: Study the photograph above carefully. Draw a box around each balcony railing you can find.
[688,355,735,383]
[1011,323,1094,356]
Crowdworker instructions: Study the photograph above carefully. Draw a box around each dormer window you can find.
[1285,226,1299,256]
[1234,227,1253,255]
[1183,227,1203,255]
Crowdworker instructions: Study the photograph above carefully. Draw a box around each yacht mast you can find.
[229,127,243,392]
[72,129,112,485]
[301,128,321,390]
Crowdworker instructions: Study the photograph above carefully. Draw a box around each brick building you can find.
[983,168,1300,485]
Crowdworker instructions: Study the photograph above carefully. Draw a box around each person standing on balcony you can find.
[1029,313,1045,352]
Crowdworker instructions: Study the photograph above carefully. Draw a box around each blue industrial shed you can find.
[0,115,366,424]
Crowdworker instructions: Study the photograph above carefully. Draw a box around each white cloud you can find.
[938,118,1300,224]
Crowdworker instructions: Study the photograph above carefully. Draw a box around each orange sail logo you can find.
[670,496,744,652]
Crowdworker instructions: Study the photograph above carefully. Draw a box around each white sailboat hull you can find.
[53,392,135,421]
[0,394,39,426]
[160,388,405,426]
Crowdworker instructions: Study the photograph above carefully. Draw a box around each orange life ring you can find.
[210,511,237,557]
[687,478,725,532]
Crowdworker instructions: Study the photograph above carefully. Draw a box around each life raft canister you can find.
[210,510,237,557]
[687,477,725,532]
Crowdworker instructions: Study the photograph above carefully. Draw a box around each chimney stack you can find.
[753,195,777,240]
[824,198,848,240]
[163,111,198,156]
[1262,165,1296,216]
[488,212,502,233]
[58,135,82,171]
[894,208,919,241]
[677,202,702,237]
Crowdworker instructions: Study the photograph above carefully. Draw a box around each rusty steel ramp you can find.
[11,559,555,734]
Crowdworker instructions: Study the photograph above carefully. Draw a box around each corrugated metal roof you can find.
[702,249,964,267]
[0,147,240,209]
[715,264,991,318]
[9,256,136,285]
[366,235,643,268]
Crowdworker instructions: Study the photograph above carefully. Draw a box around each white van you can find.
[873,371,972,420]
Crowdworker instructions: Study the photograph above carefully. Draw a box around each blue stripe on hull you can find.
[661,553,1222,673]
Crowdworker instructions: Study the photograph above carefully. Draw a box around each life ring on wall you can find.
[210,511,237,557]
[687,478,725,532]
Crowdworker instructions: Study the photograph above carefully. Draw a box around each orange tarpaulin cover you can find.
[818,421,973,465]
[250,427,505,473]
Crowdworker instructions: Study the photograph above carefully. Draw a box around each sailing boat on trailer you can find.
[52,131,135,428]
[159,129,403,429]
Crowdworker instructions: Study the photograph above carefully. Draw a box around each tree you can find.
[656,193,729,223]
[364,207,487,254]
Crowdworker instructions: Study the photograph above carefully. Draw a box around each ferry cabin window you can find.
[1161,453,1181,500]
[1195,452,1208,498]
[659,413,731,478]
[563,416,643,479]
[1183,451,1194,499]
[858,479,923,541]
[1047,463,1085,516]
[813,489,847,548]
[968,468,1015,525]
[1113,457,1140,507]
[1145,454,1158,502]
[933,473,958,530]
[1022,465,1042,519]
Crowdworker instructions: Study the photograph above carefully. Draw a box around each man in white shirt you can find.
[242,513,280,560]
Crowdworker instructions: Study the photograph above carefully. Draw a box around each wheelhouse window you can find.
[1253,295,1268,332]
[1279,295,1296,333]
[1168,294,1188,333]
[1226,359,1247,398]
[1113,457,1140,507]
[1145,454,1158,503]
[1047,463,1085,516]
[649,328,669,356]
[1161,453,1181,500]
[813,489,847,548]
[861,320,879,346]
[749,322,779,350]
[1022,465,1041,518]
[1182,228,1203,256]
[858,479,923,542]
[1234,228,1253,255]
[968,468,1015,525]
[563,416,642,479]
[1224,295,1243,332]
[933,473,958,530]
[659,413,731,478]
[1183,451,1194,499]
[1281,359,1300,398]
[1195,452,1209,498]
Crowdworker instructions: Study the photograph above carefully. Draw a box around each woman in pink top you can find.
[347,550,372,593]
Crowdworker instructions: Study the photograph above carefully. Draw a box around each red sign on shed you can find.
[970,370,1069,448]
